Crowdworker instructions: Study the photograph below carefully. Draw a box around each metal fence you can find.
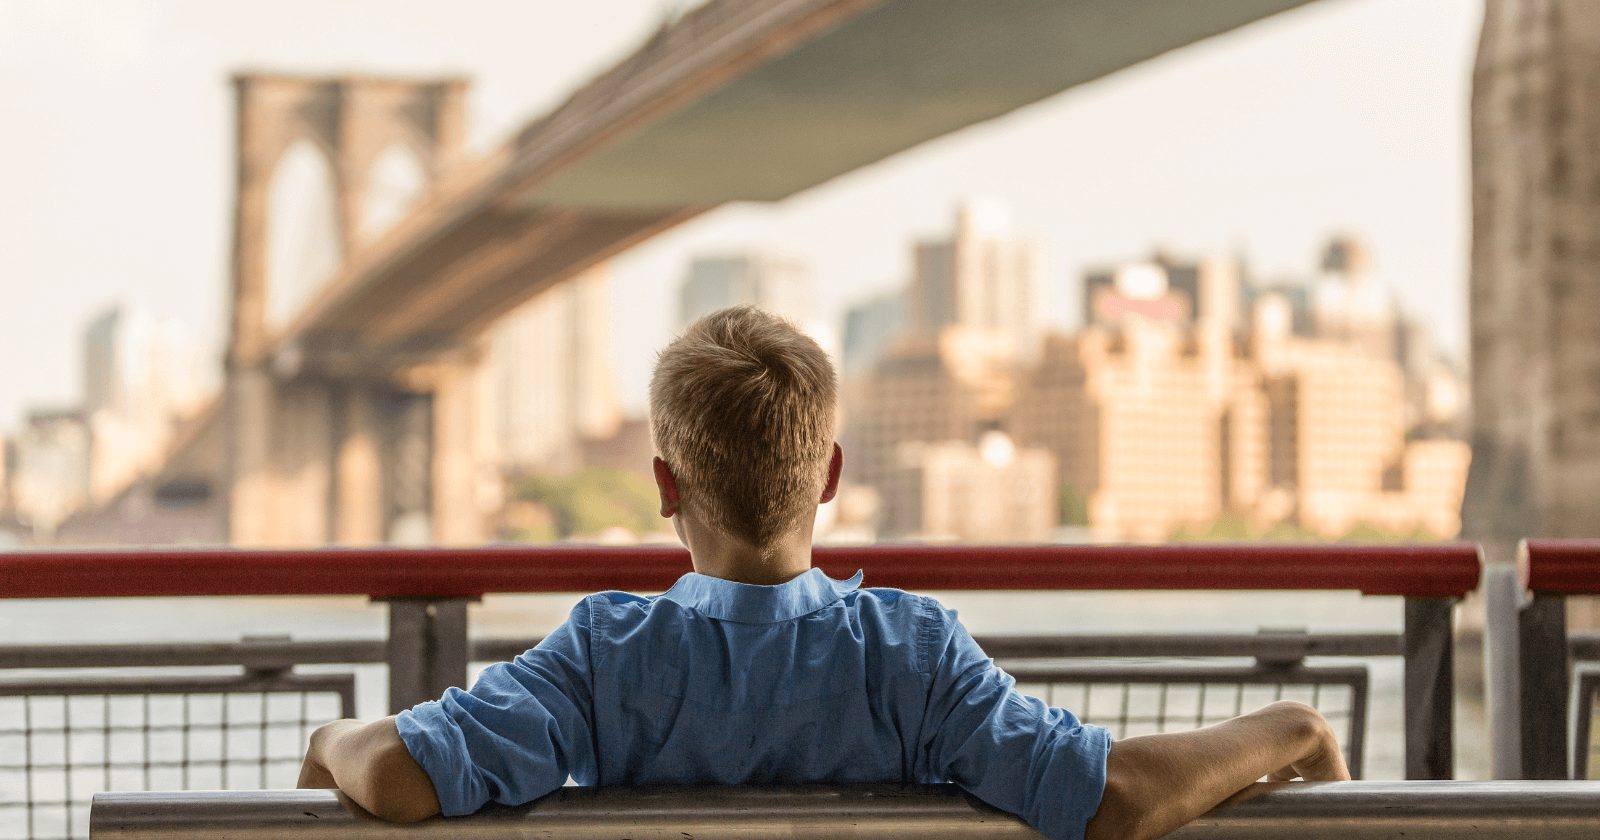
[0,671,353,840]
[0,630,1379,839]
[1008,663,1368,774]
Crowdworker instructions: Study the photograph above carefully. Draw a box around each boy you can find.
[299,306,1348,840]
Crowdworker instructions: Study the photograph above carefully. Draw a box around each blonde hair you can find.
[649,306,837,548]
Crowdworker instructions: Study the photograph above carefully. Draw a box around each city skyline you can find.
[1,212,1468,545]
[0,0,1481,427]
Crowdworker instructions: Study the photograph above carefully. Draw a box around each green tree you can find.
[510,468,660,540]
[1057,483,1090,527]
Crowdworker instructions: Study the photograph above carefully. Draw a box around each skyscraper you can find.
[1013,323,1248,541]
[83,308,204,426]
[0,433,10,514]
[1309,235,1397,359]
[677,253,809,330]
[879,431,1055,541]
[841,290,907,376]
[10,410,91,537]
[80,307,205,503]
[842,326,1018,497]
[1082,253,1242,331]
[483,263,621,474]
[910,201,1039,360]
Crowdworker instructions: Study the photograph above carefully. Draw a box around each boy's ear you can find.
[653,457,680,518]
[819,442,843,504]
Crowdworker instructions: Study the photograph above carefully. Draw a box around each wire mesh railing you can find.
[0,629,1379,839]
[0,673,353,840]
[1007,663,1368,776]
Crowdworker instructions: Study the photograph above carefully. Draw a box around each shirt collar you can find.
[658,566,864,624]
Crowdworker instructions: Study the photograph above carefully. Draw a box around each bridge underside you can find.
[124,0,1318,547]
[286,0,1314,373]
[527,0,1318,209]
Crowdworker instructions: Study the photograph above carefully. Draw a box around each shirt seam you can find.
[671,600,848,625]
[917,596,939,680]
[585,594,604,674]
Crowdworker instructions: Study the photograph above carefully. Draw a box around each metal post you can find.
[1483,546,1529,778]
[386,597,471,714]
[1575,669,1598,779]
[1519,592,1570,779]
[1404,596,1455,779]
[1347,666,1370,779]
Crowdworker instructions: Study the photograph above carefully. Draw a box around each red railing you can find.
[0,542,1477,780]
[0,543,1482,600]
[1524,539,1600,595]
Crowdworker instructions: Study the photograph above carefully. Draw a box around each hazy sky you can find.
[0,0,1482,426]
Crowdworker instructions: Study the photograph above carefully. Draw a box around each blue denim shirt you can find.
[396,568,1111,840]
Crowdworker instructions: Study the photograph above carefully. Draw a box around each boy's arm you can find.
[1086,700,1349,840]
[297,716,442,823]
[302,598,597,821]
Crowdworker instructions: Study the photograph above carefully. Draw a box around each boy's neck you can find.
[683,520,815,586]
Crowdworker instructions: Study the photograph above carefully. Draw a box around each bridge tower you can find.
[1465,1,1600,560]
[224,74,476,547]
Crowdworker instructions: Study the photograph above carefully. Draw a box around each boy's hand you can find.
[295,717,441,822]
[298,720,360,789]
[1261,701,1350,781]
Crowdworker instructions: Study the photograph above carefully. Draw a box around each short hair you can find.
[650,306,837,548]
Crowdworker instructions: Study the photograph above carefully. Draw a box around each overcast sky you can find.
[0,0,1482,426]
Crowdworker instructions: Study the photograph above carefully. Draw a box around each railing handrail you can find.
[1522,539,1600,594]
[88,782,1600,839]
[1,543,1482,600]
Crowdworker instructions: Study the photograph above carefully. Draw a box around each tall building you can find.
[1082,254,1242,331]
[0,437,19,546]
[843,327,1018,497]
[84,308,205,423]
[80,308,206,503]
[879,431,1055,542]
[0,433,10,513]
[1465,0,1600,547]
[678,253,809,330]
[1014,323,1250,541]
[10,410,91,537]
[1309,236,1397,360]
[846,230,1466,542]
[1256,339,1408,537]
[910,201,1040,360]
[482,264,621,474]
[841,290,907,376]
[1009,245,1465,542]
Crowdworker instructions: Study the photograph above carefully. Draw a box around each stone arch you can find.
[264,139,344,335]
[358,142,429,244]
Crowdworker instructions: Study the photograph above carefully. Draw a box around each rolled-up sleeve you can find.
[917,600,1112,840]
[395,598,597,817]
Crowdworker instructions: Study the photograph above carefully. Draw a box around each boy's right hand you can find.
[1259,701,1351,782]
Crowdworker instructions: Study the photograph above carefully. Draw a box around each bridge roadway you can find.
[279,0,1317,372]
